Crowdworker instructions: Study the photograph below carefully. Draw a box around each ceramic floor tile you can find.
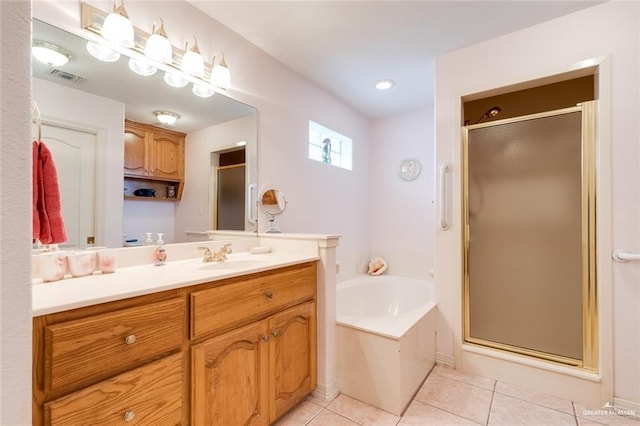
[398,400,481,425]
[414,373,493,425]
[431,365,496,391]
[494,381,574,415]
[274,400,324,426]
[488,393,576,426]
[575,402,640,425]
[307,409,361,426]
[327,394,401,426]
[306,393,336,408]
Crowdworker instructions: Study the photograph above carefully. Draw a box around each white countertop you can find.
[32,251,319,317]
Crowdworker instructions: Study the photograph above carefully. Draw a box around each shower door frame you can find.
[462,102,598,372]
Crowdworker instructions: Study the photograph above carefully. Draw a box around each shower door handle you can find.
[612,249,640,262]
[439,163,451,230]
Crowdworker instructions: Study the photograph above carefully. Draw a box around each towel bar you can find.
[612,249,640,262]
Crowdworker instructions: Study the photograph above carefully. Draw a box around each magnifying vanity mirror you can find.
[32,18,258,248]
[259,189,287,233]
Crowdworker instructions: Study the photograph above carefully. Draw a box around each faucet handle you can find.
[196,246,212,254]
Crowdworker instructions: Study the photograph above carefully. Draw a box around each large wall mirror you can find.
[32,19,258,249]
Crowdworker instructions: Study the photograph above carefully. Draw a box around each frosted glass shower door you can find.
[463,105,596,366]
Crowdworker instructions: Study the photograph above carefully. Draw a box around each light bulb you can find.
[86,41,120,62]
[180,37,204,77]
[192,83,216,98]
[128,58,157,76]
[32,41,71,67]
[210,53,231,89]
[163,72,188,88]
[144,19,172,64]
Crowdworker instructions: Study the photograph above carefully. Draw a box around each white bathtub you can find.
[336,275,437,416]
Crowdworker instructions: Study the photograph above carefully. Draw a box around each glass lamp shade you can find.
[180,50,205,78]
[86,41,120,62]
[210,64,231,89]
[128,58,157,76]
[102,9,134,48]
[192,83,216,98]
[163,72,188,88]
[154,111,179,126]
[144,33,172,64]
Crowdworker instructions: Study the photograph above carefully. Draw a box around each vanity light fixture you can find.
[81,3,233,99]
[180,36,205,78]
[101,0,135,48]
[375,79,395,90]
[210,53,231,89]
[154,111,180,126]
[144,18,172,64]
[32,41,71,67]
[86,41,120,62]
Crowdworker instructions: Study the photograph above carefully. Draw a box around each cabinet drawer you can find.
[191,263,316,339]
[45,352,183,426]
[45,298,185,392]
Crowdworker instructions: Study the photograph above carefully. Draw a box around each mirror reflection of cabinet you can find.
[124,120,185,201]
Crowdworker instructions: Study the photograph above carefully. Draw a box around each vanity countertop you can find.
[32,251,319,317]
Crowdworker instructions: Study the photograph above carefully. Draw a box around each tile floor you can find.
[276,365,640,426]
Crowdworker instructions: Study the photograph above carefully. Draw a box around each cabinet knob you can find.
[124,334,137,345]
[261,335,269,342]
[271,330,280,337]
[266,291,274,299]
[123,410,135,422]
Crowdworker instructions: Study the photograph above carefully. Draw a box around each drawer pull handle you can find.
[124,335,137,345]
[266,292,274,299]
[261,335,269,342]
[271,330,280,337]
[123,410,135,422]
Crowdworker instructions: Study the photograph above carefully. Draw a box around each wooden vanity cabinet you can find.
[190,262,317,424]
[32,262,318,426]
[124,120,185,200]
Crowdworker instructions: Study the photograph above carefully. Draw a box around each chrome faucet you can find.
[197,243,232,262]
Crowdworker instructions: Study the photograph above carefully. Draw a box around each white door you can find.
[40,122,97,249]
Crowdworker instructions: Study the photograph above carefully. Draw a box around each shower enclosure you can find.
[462,102,597,371]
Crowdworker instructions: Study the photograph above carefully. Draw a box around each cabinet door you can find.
[268,302,317,422]
[149,131,184,180]
[124,124,148,177]
[192,320,269,426]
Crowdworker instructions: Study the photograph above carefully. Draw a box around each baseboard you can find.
[312,379,340,402]
[614,397,640,420]
[435,352,454,368]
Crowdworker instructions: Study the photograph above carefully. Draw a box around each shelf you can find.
[124,177,183,201]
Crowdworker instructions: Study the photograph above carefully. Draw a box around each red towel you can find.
[32,142,40,242]
[34,141,67,245]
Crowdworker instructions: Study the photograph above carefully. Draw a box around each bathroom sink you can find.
[197,256,271,271]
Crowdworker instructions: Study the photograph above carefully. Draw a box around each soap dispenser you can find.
[153,233,167,266]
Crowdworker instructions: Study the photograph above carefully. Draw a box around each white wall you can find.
[0,0,33,423]
[175,114,257,241]
[435,1,639,406]
[33,78,125,248]
[369,107,435,280]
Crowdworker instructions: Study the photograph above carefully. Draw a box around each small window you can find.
[308,120,352,170]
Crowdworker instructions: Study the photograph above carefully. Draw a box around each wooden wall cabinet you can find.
[124,120,185,201]
[33,262,318,425]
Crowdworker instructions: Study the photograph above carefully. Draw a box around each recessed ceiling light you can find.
[32,41,71,67]
[376,79,395,90]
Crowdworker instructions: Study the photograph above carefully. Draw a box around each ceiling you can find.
[188,1,602,119]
